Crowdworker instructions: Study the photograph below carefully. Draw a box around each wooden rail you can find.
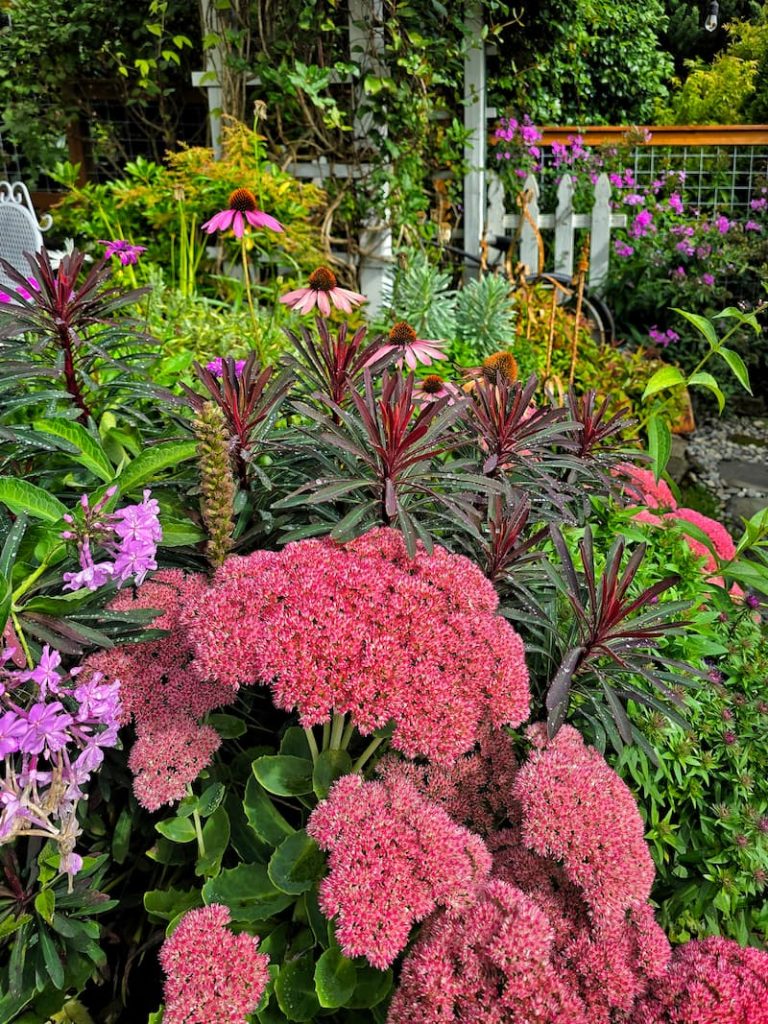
[537,125,768,147]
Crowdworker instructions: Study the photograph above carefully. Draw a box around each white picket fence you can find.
[486,172,628,292]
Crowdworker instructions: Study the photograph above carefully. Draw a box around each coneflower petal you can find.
[247,210,284,232]
[317,291,331,316]
[330,289,353,314]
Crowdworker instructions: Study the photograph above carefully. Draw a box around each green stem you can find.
[10,611,31,667]
[322,721,331,750]
[12,543,64,603]
[352,736,384,773]
[340,719,356,750]
[329,712,346,751]
[304,726,319,765]
[240,234,262,361]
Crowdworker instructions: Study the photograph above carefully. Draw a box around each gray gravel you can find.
[683,416,768,524]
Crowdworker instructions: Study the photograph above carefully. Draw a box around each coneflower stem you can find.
[352,736,384,773]
[240,234,262,361]
[304,727,319,765]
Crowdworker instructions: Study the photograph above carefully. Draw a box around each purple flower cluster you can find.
[648,326,680,348]
[0,642,121,878]
[206,357,246,377]
[62,488,162,593]
[98,239,147,266]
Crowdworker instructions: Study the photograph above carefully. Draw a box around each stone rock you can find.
[726,494,768,524]
[667,435,689,482]
[717,459,768,492]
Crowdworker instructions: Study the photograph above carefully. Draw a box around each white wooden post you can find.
[349,0,391,316]
[486,171,506,244]
[589,173,613,291]
[518,174,540,275]
[554,175,575,277]
[463,1,486,273]
[193,0,224,157]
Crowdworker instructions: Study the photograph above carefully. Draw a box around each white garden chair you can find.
[0,180,52,291]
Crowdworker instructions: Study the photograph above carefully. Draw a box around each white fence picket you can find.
[493,172,627,291]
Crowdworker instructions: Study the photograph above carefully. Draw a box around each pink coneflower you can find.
[415,374,459,404]
[202,188,284,238]
[372,320,448,370]
[98,240,147,265]
[280,266,366,316]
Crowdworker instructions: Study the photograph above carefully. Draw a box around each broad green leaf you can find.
[312,750,352,799]
[346,964,394,1009]
[38,926,64,989]
[111,807,132,864]
[143,888,202,923]
[197,782,225,817]
[0,478,68,523]
[647,414,672,483]
[275,953,322,1022]
[717,347,751,393]
[33,419,113,482]
[671,308,719,350]
[0,513,27,577]
[206,712,246,738]
[157,516,206,547]
[117,441,197,494]
[279,727,312,759]
[155,816,198,843]
[253,755,314,796]
[314,948,356,1008]
[244,776,295,847]
[713,306,762,333]
[0,912,31,941]
[687,371,725,414]
[641,366,686,402]
[268,831,326,895]
[202,863,295,922]
[34,889,55,925]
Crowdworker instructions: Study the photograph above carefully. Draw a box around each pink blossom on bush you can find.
[630,936,768,1023]
[388,878,591,1024]
[615,462,678,510]
[513,724,656,924]
[159,904,270,1024]
[84,570,231,808]
[129,715,221,811]
[184,528,530,763]
[307,772,492,968]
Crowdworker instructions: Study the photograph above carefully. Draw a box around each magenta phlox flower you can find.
[202,187,284,238]
[20,701,74,756]
[668,193,684,214]
[280,265,366,316]
[624,193,645,206]
[614,239,634,257]
[370,320,448,370]
[715,214,731,234]
[0,710,27,757]
[18,645,62,698]
[750,197,767,212]
[630,210,654,238]
[701,272,715,287]
[745,220,763,232]
[98,239,147,265]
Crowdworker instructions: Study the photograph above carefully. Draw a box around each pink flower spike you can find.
[202,188,284,237]
[280,266,367,316]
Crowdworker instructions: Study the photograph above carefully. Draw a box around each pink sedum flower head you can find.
[184,528,530,764]
[160,904,270,1024]
[98,239,147,265]
[202,187,284,238]
[631,936,768,1024]
[513,723,656,925]
[307,772,492,968]
[373,321,448,370]
[280,265,367,316]
[129,714,221,811]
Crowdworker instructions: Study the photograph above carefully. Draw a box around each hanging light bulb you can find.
[704,0,719,32]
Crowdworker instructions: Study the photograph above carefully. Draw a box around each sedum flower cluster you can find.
[159,904,270,1024]
[0,641,121,877]
[62,487,162,592]
[184,527,530,763]
[84,570,231,811]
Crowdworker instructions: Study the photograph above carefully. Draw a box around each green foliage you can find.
[381,250,457,341]
[454,273,517,357]
[493,0,674,124]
